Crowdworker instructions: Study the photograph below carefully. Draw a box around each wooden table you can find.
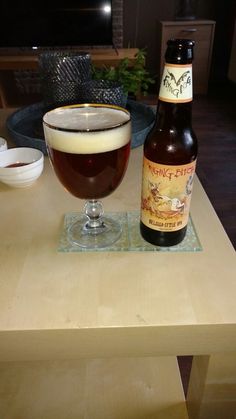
[0,109,236,418]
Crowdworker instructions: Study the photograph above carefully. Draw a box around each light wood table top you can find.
[0,109,235,362]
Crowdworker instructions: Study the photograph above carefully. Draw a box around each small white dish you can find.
[0,137,7,152]
[0,147,44,188]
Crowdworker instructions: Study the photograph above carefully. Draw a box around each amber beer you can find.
[43,105,131,199]
[140,39,198,246]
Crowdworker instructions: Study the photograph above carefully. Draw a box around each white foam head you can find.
[43,105,131,154]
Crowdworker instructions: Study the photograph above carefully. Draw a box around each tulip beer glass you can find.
[43,104,131,248]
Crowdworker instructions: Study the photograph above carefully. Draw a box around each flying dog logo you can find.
[163,69,191,98]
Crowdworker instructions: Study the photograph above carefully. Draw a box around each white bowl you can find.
[0,147,44,188]
[0,137,7,152]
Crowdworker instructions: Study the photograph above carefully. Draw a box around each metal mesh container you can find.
[78,80,127,107]
[39,51,92,106]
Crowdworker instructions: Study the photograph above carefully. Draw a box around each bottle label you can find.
[141,158,196,232]
[159,64,192,103]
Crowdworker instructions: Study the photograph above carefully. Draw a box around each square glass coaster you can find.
[58,211,202,253]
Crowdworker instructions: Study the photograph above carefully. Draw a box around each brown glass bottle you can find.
[140,39,198,246]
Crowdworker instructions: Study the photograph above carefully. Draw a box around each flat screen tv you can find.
[0,0,113,49]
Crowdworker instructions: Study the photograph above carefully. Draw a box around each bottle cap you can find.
[165,39,195,64]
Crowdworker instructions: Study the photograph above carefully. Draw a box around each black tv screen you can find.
[0,0,113,48]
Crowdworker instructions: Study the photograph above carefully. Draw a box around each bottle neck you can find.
[156,60,193,129]
[156,100,193,130]
[159,62,193,103]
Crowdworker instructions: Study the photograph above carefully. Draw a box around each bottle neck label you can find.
[159,64,192,103]
[141,158,196,232]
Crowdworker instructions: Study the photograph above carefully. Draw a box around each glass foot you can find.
[67,214,122,249]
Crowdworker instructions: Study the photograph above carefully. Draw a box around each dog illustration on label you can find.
[142,181,186,218]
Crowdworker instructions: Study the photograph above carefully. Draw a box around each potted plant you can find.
[91,49,155,99]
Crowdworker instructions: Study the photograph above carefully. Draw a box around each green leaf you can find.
[92,49,155,96]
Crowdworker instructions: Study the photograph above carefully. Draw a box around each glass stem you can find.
[84,200,104,230]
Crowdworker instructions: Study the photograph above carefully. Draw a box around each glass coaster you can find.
[58,211,202,253]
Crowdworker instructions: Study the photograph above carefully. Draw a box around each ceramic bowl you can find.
[0,147,44,188]
[0,137,7,152]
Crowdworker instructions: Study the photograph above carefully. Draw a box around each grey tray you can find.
[6,100,155,155]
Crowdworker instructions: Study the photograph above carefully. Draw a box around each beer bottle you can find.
[140,39,198,246]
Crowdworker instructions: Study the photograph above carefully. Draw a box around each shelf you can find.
[0,356,188,419]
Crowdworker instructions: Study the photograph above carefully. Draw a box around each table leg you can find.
[187,353,236,419]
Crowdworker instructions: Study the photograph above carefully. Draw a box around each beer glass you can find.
[43,104,131,249]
